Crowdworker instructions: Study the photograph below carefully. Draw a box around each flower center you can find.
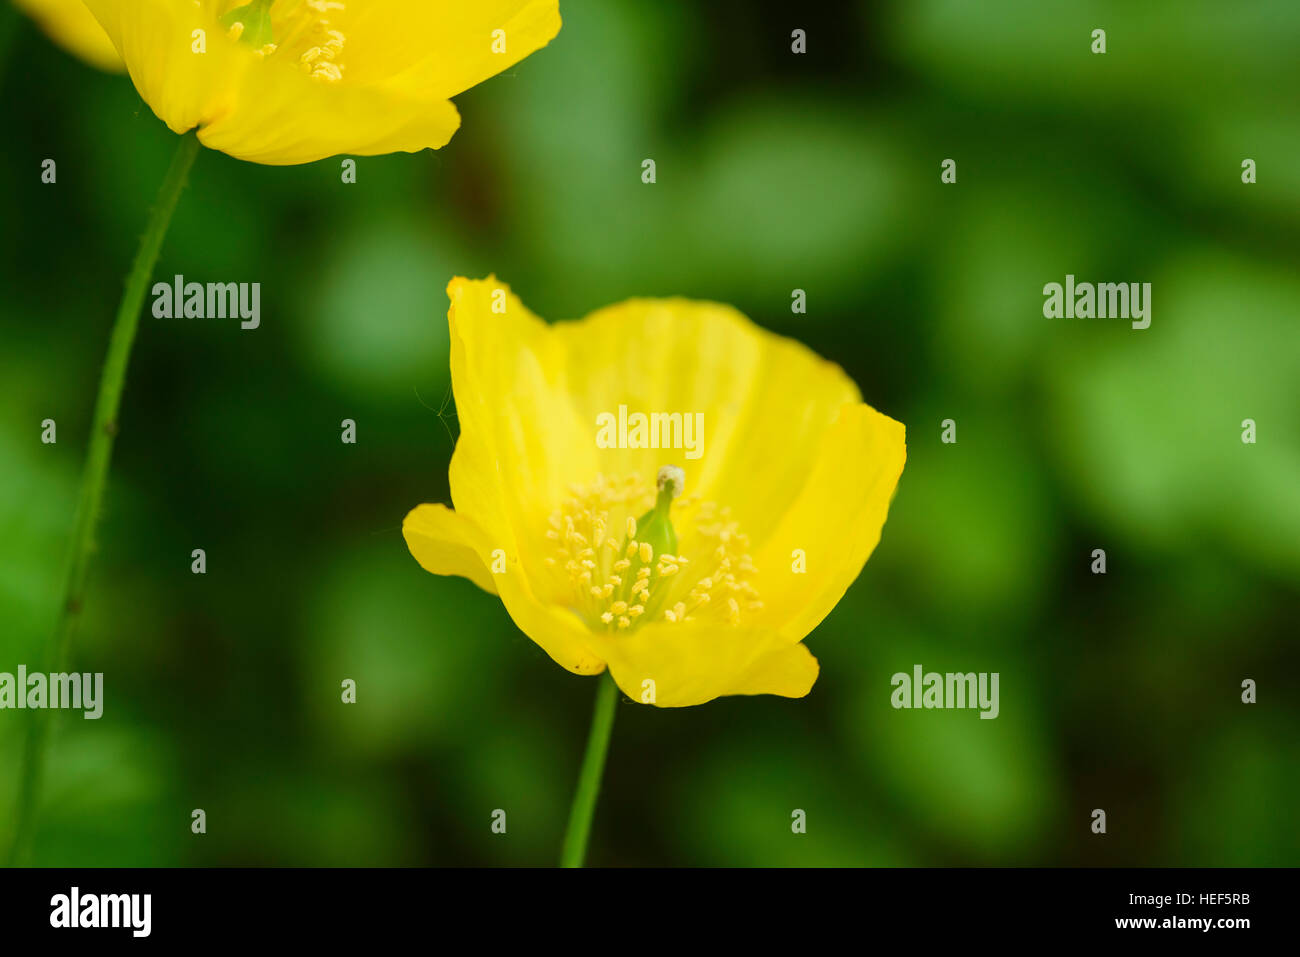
[220,0,347,81]
[543,468,762,633]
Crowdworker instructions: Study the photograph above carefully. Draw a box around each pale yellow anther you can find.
[626,517,637,538]
[601,612,613,624]
[618,616,631,630]
[589,586,603,598]
[626,542,638,559]
[629,605,644,617]
[601,583,615,598]
[611,601,628,615]
[227,22,245,41]
[639,542,654,563]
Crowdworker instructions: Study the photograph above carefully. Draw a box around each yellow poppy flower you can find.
[15,0,123,71]
[82,0,561,164]
[403,278,907,707]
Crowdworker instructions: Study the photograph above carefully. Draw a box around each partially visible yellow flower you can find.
[15,0,123,71]
[83,0,561,164]
[404,278,907,707]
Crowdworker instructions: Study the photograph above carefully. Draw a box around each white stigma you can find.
[657,465,685,499]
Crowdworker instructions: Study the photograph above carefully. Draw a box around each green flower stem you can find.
[5,130,201,866]
[560,672,619,867]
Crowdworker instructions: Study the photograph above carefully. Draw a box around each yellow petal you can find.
[403,504,497,595]
[494,581,608,678]
[403,502,606,678]
[551,298,863,544]
[751,403,906,640]
[341,1,562,94]
[15,0,123,72]
[84,0,238,135]
[593,620,820,708]
[196,61,463,165]
[444,277,594,552]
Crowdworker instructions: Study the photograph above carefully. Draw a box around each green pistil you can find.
[635,483,679,561]
[615,467,684,618]
[221,0,275,48]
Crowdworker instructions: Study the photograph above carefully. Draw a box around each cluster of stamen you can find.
[542,472,762,633]
[222,0,347,81]
[669,500,761,627]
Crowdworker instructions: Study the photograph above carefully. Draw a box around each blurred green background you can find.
[1,0,1297,866]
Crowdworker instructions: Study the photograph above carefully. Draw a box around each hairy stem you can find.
[560,673,619,867]
[6,131,201,866]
